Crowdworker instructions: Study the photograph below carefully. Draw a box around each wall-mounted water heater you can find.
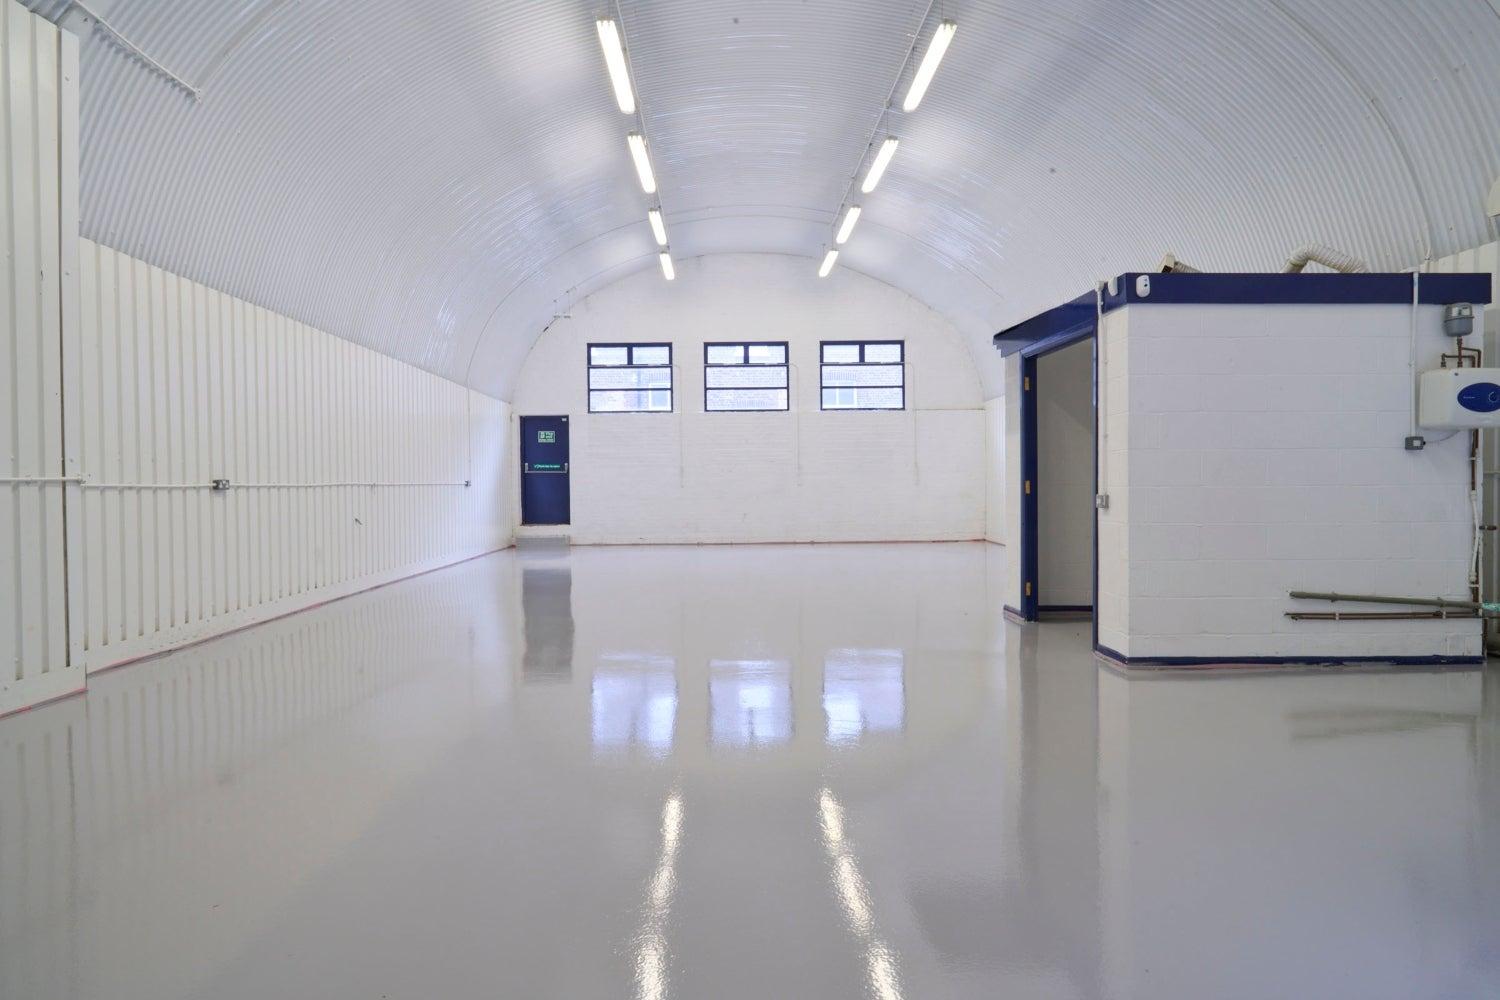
[1419,368,1500,429]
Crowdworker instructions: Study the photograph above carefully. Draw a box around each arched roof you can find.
[31,0,1500,397]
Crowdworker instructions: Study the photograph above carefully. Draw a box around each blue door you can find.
[520,416,570,525]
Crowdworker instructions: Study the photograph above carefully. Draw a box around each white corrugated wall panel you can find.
[72,238,511,671]
[1,3,80,716]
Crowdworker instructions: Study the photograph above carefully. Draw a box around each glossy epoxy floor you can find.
[2,543,1498,999]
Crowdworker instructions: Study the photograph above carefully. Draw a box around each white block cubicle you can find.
[999,271,1493,666]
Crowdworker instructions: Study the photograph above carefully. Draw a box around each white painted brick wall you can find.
[1102,300,1482,661]
[512,254,986,544]
[984,397,1006,543]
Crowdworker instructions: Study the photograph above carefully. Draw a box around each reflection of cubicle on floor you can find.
[1098,666,1489,996]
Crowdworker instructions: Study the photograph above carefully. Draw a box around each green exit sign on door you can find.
[537,430,556,443]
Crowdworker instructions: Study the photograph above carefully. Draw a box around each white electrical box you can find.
[1418,368,1500,429]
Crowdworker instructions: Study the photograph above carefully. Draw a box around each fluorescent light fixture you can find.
[596,18,636,114]
[835,205,862,245]
[902,20,956,112]
[628,133,657,193]
[648,208,668,246]
[818,249,839,277]
[659,251,675,280]
[860,137,899,194]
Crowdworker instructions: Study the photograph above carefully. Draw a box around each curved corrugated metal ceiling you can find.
[32,0,1500,397]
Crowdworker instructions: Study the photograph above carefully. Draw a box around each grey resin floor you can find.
[2,542,1497,999]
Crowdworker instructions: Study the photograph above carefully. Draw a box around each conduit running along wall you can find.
[68,239,512,676]
[1423,241,1500,627]
[0,4,80,714]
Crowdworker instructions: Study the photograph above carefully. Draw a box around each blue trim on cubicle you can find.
[994,273,1493,357]
[1019,354,1040,621]
[993,290,1098,357]
[1097,271,1492,315]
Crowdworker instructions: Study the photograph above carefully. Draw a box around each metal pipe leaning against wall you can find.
[1288,590,1500,614]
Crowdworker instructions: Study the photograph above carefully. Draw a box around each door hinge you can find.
[1024,480,1031,495]
[1025,581,1033,597]
[1024,376,1031,391]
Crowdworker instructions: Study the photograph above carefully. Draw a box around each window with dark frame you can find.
[588,343,673,413]
[704,342,790,412]
[820,341,905,410]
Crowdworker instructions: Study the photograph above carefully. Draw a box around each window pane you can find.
[864,342,902,363]
[707,388,787,411]
[822,343,859,363]
[631,345,671,366]
[589,366,672,390]
[590,389,674,412]
[747,344,786,365]
[820,363,903,387]
[822,386,902,410]
[590,346,628,366]
[591,390,637,412]
[706,344,744,365]
[706,366,787,389]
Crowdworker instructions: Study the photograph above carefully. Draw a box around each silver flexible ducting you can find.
[1281,243,1369,273]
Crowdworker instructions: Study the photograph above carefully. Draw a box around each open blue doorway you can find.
[995,291,1100,624]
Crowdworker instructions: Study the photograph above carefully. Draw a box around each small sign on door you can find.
[537,430,556,443]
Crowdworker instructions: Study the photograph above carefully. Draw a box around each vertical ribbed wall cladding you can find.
[69,238,512,676]
[0,4,80,714]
